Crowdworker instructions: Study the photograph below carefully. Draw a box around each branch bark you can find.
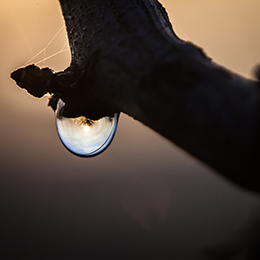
[11,0,260,193]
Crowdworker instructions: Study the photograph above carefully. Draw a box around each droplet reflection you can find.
[55,100,119,157]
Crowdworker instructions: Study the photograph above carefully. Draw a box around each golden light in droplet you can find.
[84,125,90,133]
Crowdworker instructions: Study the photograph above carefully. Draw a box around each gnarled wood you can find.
[11,0,260,192]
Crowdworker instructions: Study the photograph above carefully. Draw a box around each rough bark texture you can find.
[11,0,260,192]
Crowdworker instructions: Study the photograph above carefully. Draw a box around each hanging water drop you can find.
[55,99,119,157]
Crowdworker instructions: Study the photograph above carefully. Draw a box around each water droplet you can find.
[55,99,119,157]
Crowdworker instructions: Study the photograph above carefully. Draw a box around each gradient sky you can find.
[1,1,260,259]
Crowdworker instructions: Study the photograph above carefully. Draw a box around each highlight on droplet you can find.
[84,125,90,133]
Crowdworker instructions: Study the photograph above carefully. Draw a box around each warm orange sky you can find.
[164,0,260,78]
[1,1,260,259]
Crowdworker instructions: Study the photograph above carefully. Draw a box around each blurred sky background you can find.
[1,1,260,259]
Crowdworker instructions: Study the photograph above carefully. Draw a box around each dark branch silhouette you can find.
[11,0,260,192]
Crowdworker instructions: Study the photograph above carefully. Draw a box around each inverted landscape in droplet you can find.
[55,100,119,157]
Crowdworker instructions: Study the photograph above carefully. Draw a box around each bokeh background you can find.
[1,1,260,259]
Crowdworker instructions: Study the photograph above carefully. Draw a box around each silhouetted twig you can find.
[11,0,260,192]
